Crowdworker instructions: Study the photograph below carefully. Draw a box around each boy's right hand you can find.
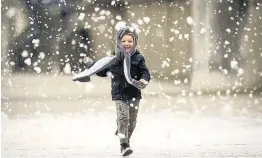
[83,56,95,69]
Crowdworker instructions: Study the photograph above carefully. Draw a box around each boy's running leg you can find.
[115,100,133,156]
[128,99,140,141]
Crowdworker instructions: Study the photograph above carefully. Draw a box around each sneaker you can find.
[120,143,133,156]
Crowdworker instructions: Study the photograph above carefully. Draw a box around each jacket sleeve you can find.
[138,57,151,82]
[96,67,109,77]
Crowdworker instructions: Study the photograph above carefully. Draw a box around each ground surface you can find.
[2,74,262,157]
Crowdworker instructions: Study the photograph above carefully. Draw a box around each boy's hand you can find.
[138,79,149,89]
[83,56,94,69]
[139,79,149,85]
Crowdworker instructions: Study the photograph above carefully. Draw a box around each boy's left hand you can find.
[139,79,149,85]
[138,79,149,89]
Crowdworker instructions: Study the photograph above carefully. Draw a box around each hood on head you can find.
[116,26,138,46]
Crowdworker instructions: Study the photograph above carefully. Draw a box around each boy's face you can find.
[121,34,134,53]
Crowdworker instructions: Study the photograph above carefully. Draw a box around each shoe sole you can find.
[122,148,133,156]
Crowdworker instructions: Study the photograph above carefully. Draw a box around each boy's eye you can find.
[121,40,133,43]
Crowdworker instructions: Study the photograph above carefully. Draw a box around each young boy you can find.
[85,26,150,156]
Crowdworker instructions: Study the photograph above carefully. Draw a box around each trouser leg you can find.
[115,100,129,144]
[128,99,140,140]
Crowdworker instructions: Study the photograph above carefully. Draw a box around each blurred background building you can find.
[1,0,262,92]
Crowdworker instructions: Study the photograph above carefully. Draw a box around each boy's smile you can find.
[121,34,134,53]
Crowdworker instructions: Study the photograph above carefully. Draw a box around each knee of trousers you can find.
[117,116,129,122]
